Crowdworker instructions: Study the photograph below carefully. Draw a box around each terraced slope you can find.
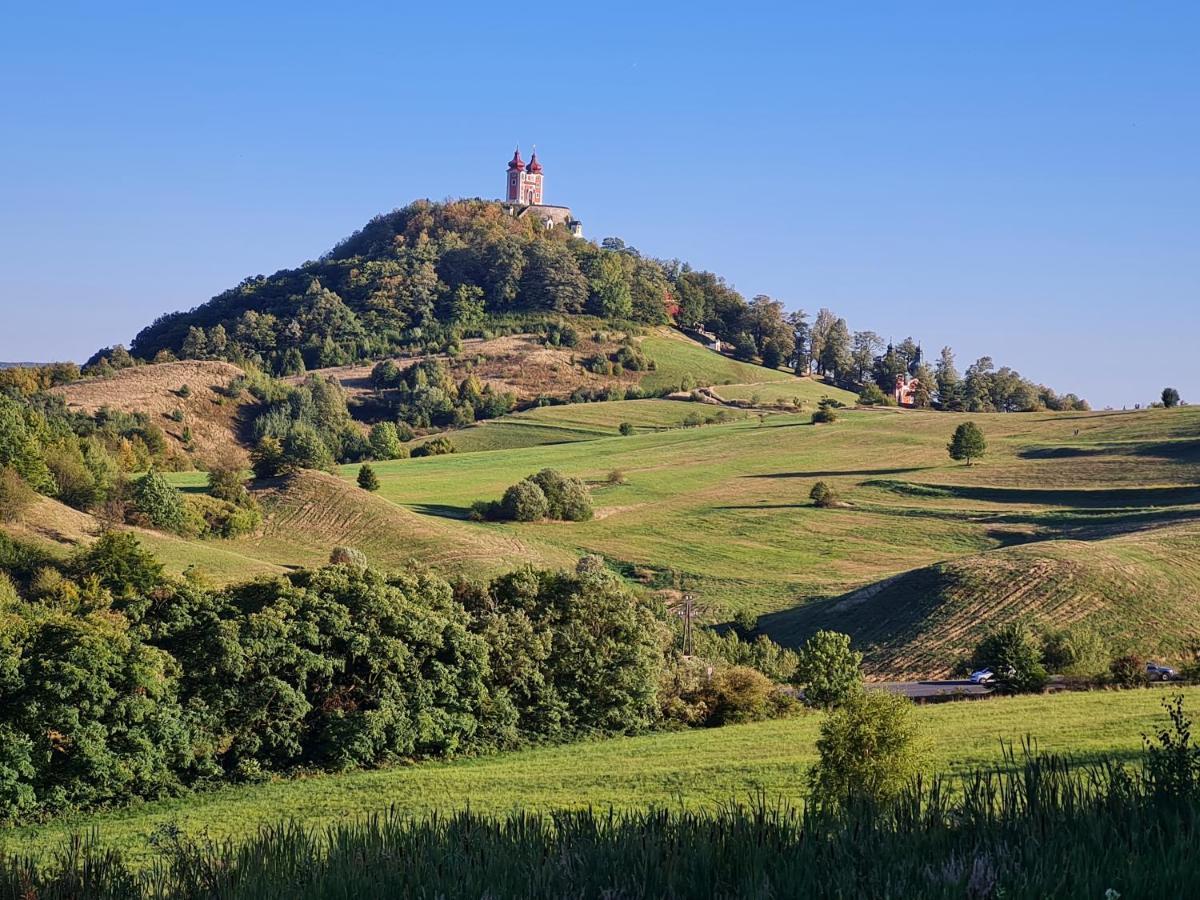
[768,524,1200,678]
[230,470,570,576]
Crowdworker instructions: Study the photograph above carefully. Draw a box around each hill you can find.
[53,359,252,467]
[767,524,1200,678]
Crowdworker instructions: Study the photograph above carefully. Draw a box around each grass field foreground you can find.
[3,686,1192,864]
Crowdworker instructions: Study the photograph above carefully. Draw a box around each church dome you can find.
[507,148,525,171]
[527,151,543,173]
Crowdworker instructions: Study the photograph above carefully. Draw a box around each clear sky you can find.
[1,2,1196,407]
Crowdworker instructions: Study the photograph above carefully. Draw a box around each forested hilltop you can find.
[99,199,1084,411]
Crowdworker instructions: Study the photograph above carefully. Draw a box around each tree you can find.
[819,317,852,381]
[947,421,987,466]
[618,422,634,436]
[935,346,962,410]
[131,471,188,534]
[0,467,36,524]
[851,331,883,383]
[793,630,863,709]
[329,546,368,568]
[787,310,810,373]
[529,469,593,521]
[1162,387,1182,408]
[368,422,404,461]
[251,436,289,479]
[208,464,250,505]
[500,480,549,522]
[970,623,1047,693]
[760,341,783,370]
[808,690,924,808]
[732,332,757,362]
[809,481,840,508]
[858,383,887,406]
[357,464,380,492]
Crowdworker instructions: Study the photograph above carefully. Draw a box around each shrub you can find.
[808,690,925,808]
[607,469,628,485]
[529,469,593,521]
[812,406,839,424]
[251,436,289,479]
[0,467,36,524]
[1161,387,1181,408]
[329,546,368,568]
[576,554,607,575]
[733,610,758,636]
[500,480,549,522]
[618,422,634,436]
[71,532,165,599]
[858,383,887,406]
[357,464,380,492]
[1110,653,1146,688]
[707,666,796,725]
[809,481,840,508]
[412,436,456,457]
[207,464,251,505]
[794,630,863,709]
[971,623,1047,693]
[131,471,188,534]
[1041,626,1110,677]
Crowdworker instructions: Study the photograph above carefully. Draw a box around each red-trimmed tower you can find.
[505,147,525,202]
[524,149,544,204]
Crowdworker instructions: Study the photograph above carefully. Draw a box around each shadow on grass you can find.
[410,503,472,520]
[745,466,929,479]
[868,480,1200,509]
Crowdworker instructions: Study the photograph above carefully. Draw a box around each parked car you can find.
[969,668,995,685]
[1146,662,1177,682]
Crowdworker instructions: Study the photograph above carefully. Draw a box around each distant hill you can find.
[0,362,45,369]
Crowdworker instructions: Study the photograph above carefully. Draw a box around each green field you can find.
[636,331,797,392]
[711,378,858,406]
[139,405,1200,674]
[2,686,1189,864]
[425,398,754,454]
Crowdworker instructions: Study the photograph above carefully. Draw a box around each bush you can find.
[412,436,456,457]
[707,666,797,725]
[808,690,925,808]
[1162,387,1181,408]
[732,610,758,636]
[607,469,628,485]
[357,464,380,492]
[971,623,1048,693]
[251,436,289,479]
[529,469,593,522]
[329,546,368,568]
[809,481,840,508]
[1041,626,1110,677]
[1110,653,1146,688]
[618,422,634,436]
[131,471,188,534]
[811,400,840,424]
[0,467,36,524]
[858,383,887,406]
[500,480,549,522]
[207,464,251,505]
[794,630,863,709]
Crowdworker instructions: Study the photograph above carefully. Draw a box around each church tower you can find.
[524,149,544,204]
[505,147,525,203]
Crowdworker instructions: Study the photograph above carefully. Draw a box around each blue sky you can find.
[1,1,1196,407]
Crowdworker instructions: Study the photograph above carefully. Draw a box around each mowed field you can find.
[145,402,1200,675]
[3,686,1191,864]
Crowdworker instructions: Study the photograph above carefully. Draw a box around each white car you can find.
[969,668,995,685]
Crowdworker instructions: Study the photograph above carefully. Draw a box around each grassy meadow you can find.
[3,686,1191,865]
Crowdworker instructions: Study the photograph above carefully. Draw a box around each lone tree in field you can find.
[1162,387,1181,408]
[793,630,863,709]
[808,690,925,808]
[947,421,987,466]
[357,463,380,492]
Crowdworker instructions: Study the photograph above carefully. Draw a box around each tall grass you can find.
[4,717,1200,899]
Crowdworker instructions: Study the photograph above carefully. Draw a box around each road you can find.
[872,680,994,700]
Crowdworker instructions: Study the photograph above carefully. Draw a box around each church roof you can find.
[507,147,525,171]
[527,150,542,173]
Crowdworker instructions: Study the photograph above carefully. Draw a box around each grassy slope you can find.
[772,525,1200,678]
[636,330,796,392]
[428,399,754,454]
[3,686,1191,863]
[712,378,858,406]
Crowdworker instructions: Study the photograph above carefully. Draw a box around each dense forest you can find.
[86,198,1085,412]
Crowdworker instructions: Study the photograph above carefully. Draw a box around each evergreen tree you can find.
[357,463,380,492]
[947,421,987,466]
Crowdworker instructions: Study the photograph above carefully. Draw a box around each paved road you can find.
[872,680,994,700]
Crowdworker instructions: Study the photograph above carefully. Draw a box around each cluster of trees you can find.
[0,386,189,529]
[369,358,516,429]
[121,201,680,375]
[0,533,829,820]
[472,469,594,522]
